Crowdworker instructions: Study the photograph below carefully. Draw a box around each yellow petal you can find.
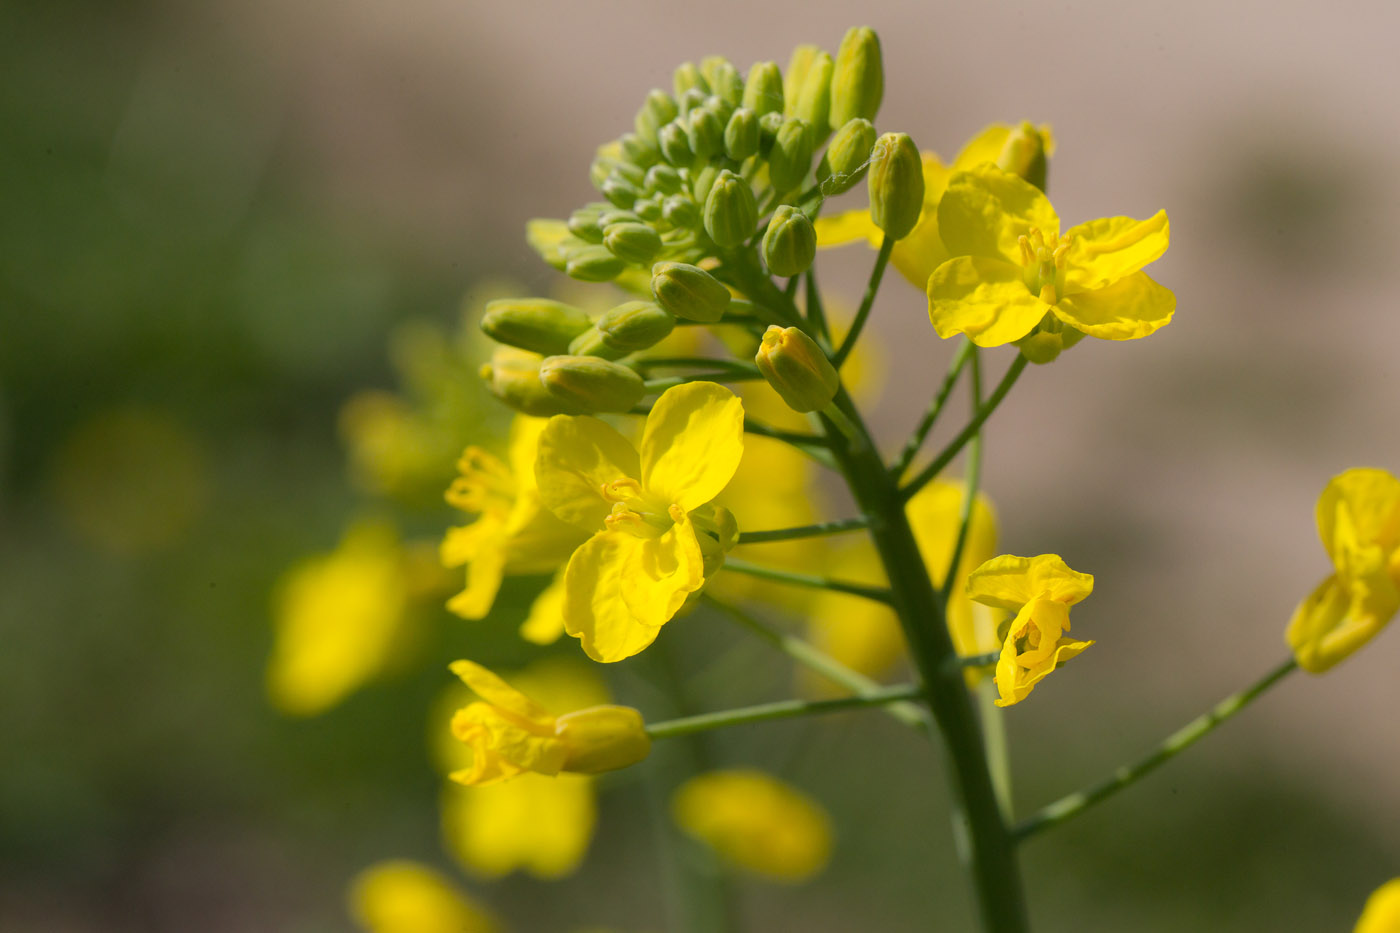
[1052,272,1175,341]
[950,123,1013,169]
[1316,468,1400,561]
[813,208,882,249]
[441,776,596,881]
[937,165,1059,263]
[640,382,745,511]
[1064,211,1170,291]
[445,545,507,621]
[1287,560,1399,674]
[536,414,642,530]
[620,509,706,627]
[349,860,500,933]
[994,636,1093,707]
[1354,878,1400,933]
[562,531,668,662]
[449,660,555,726]
[519,571,567,645]
[927,256,1050,346]
[449,702,566,785]
[967,554,1094,611]
[906,480,1001,660]
[505,415,550,491]
[672,770,832,882]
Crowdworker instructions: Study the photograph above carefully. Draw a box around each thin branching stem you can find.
[738,517,869,544]
[890,338,974,480]
[719,558,894,604]
[832,235,893,368]
[646,684,925,740]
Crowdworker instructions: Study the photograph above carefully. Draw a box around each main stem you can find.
[822,388,1029,932]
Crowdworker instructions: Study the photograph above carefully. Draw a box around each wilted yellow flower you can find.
[1287,468,1400,673]
[672,770,832,882]
[442,416,584,620]
[536,382,744,662]
[1355,878,1400,933]
[447,660,649,785]
[349,860,499,933]
[267,520,411,716]
[968,554,1094,707]
[927,164,1173,362]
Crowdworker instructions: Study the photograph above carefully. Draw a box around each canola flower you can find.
[536,381,743,662]
[1355,879,1400,933]
[349,860,500,933]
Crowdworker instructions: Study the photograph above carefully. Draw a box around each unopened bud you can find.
[602,174,641,208]
[757,110,784,156]
[743,61,785,118]
[724,108,759,161]
[635,89,678,143]
[816,117,876,195]
[651,261,731,322]
[868,132,924,240]
[762,205,817,278]
[755,325,839,413]
[556,706,651,775]
[567,326,628,361]
[662,194,700,228]
[702,57,743,108]
[690,164,720,204]
[996,121,1051,191]
[793,51,834,144]
[673,62,708,100]
[597,208,640,228]
[597,300,675,351]
[783,45,822,116]
[686,105,725,163]
[603,221,663,265]
[658,121,693,167]
[644,163,683,196]
[830,27,884,127]
[539,355,646,413]
[567,204,608,244]
[565,245,626,282]
[619,132,660,168]
[768,118,814,193]
[480,347,580,417]
[480,298,592,355]
[633,197,664,223]
[677,87,708,118]
[703,170,758,249]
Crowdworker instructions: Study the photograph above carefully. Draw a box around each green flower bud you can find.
[703,93,735,126]
[602,174,641,208]
[690,164,720,204]
[635,89,678,143]
[565,245,626,282]
[868,132,924,240]
[480,298,592,356]
[830,26,884,128]
[603,221,663,265]
[762,205,817,278]
[757,110,784,156]
[619,132,660,168]
[480,347,580,417]
[793,51,834,144]
[673,62,709,100]
[677,87,708,118]
[724,108,759,161]
[686,105,725,162]
[701,56,743,107]
[633,197,664,223]
[816,117,876,194]
[782,45,822,116]
[567,204,607,244]
[567,326,628,361]
[755,325,839,413]
[539,355,646,413]
[644,163,683,196]
[662,194,700,228]
[658,121,693,167]
[743,61,784,117]
[597,300,675,351]
[996,121,1051,191]
[768,118,814,193]
[589,155,617,190]
[596,208,640,227]
[651,261,731,322]
[703,170,758,249]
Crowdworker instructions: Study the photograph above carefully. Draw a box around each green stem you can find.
[636,357,759,376]
[939,347,983,598]
[902,354,1029,502]
[719,558,894,604]
[738,517,869,544]
[977,679,1014,820]
[646,684,925,740]
[1014,658,1299,842]
[645,373,763,392]
[805,268,830,344]
[702,595,927,730]
[890,338,975,480]
[832,235,893,368]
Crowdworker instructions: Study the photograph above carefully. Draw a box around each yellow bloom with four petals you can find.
[536,381,744,662]
[927,164,1174,362]
[1287,468,1400,673]
[968,554,1095,706]
[1355,878,1400,933]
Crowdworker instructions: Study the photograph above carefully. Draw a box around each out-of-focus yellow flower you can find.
[267,520,412,716]
[1355,878,1400,933]
[804,544,905,689]
[518,571,568,645]
[672,770,832,882]
[349,860,499,933]
[340,390,446,500]
[447,660,649,785]
[927,164,1173,362]
[815,123,1054,291]
[967,554,1094,707]
[49,406,209,555]
[536,382,744,662]
[1287,468,1400,673]
[442,416,584,620]
[432,657,608,880]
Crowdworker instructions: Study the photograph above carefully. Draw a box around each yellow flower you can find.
[927,164,1173,361]
[814,123,1055,292]
[1287,468,1400,673]
[348,860,499,933]
[536,382,744,662]
[447,660,649,785]
[1355,878,1400,933]
[432,658,607,880]
[967,554,1095,707]
[672,770,833,882]
[266,520,411,716]
[442,415,584,620]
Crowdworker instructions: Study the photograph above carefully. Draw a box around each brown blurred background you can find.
[3,1,1398,930]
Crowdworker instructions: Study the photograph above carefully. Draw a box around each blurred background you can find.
[3,1,1398,930]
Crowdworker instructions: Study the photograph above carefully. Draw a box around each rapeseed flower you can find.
[536,381,744,662]
[1355,878,1400,933]
[349,860,499,933]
